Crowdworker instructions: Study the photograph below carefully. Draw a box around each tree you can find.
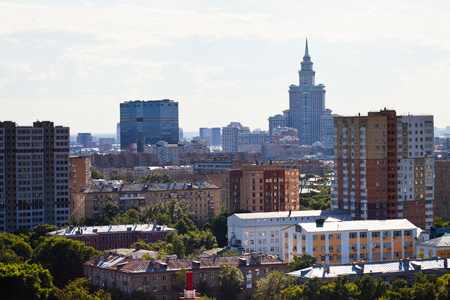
[287,253,317,272]
[136,174,174,183]
[109,173,126,181]
[100,201,120,223]
[217,263,244,300]
[91,167,104,179]
[55,278,111,300]
[197,278,213,298]
[435,217,450,229]
[210,211,231,247]
[175,215,196,235]
[0,262,55,299]
[301,277,327,300]
[173,268,187,293]
[387,278,413,300]
[33,236,100,287]
[166,232,186,258]
[252,271,296,300]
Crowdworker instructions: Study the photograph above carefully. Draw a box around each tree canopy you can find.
[217,263,244,300]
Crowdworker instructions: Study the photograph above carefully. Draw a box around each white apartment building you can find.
[282,218,420,264]
[227,210,351,257]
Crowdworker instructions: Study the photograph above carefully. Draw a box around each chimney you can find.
[288,209,292,217]
[238,258,247,266]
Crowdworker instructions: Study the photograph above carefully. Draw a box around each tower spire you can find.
[305,38,309,57]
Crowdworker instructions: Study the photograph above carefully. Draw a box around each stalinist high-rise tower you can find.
[287,39,326,145]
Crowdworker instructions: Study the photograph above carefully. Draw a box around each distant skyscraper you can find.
[120,100,179,152]
[77,132,93,148]
[287,39,326,145]
[200,127,221,146]
[0,121,70,232]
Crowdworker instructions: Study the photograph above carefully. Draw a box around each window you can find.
[393,231,402,238]
[321,246,325,251]
[349,232,357,239]
[329,235,333,240]
[372,232,380,238]
[360,232,367,238]
[313,235,317,241]
[404,230,412,236]
[321,235,325,240]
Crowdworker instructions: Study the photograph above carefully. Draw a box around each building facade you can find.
[120,100,179,152]
[72,181,222,223]
[282,218,418,264]
[199,127,221,147]
[331,109,434,229]
[0,121,70,232]
[222,122,249,153]
[47,223,176,251]
[435,161,450,221]
[228,210,351,258]
[83,253,287,300]
[70,156,92,217]
[287,40,326,146]
[224,164,300,212]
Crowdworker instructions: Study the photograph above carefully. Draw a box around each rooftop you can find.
[47,223,176,237]
[85,253,285,273]
[232,210,351,221]
[77,181,220,193]
[297,218,417,232]
[287,258,449,279]
[417,233,450,248]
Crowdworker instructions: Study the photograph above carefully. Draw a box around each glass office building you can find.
[120,100,179,151]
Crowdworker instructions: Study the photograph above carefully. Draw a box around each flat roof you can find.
[298,218,417,233]
[48,224,176,237]
[232,210,350,220]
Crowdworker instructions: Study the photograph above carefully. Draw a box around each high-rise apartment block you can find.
[331,109,434,229]
[0,121,70,232]
[120,100,179,152]
[225,164,300,212]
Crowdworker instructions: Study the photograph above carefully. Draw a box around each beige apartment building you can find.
[72,181,221,223]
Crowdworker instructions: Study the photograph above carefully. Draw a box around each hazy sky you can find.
[1,0,450,134]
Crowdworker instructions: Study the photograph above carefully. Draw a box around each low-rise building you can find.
[416,233,450,258]
[227,210,351,257]
[83,253,287,299]
[282,218,419,264]
[47,223,176,251]
[72,181,222,223]
[287,257,450,284]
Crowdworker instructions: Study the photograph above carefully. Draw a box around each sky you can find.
[1,0,450,135]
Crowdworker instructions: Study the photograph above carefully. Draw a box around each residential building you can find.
[282,218,419,264]
[83,252,287,299]
[72,181,221,223]
[435,161,450,220]
[0,121,70,232]
[120,100,179,152]
[331,109,434,229]
[287,39,326,145]
[70,156,92,216]
[287,257,450,284]
[227,210,351,257]
[416,233,450,258]
[224,164,300,212]
[47,223,176,251]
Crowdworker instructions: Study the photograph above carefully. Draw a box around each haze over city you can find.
[1,0,450,134]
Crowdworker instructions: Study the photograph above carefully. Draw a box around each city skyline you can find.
[1,1,450,134]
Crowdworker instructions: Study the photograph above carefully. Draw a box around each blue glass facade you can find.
[120,100,179,151]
